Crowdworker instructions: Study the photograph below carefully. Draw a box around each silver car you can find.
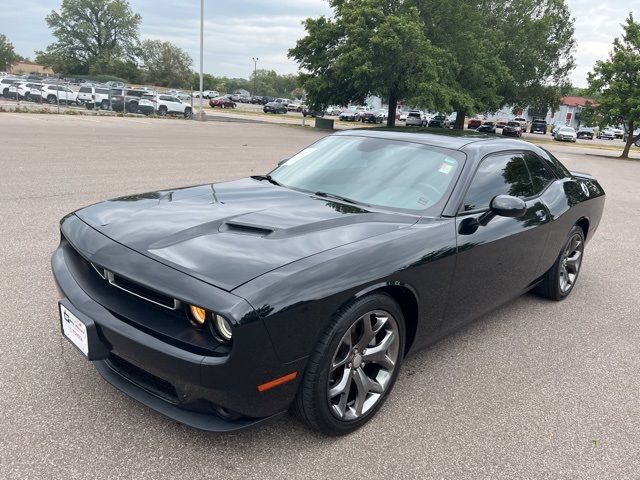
[554,126,577,142]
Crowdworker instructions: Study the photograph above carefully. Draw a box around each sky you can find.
[1,0,638,87]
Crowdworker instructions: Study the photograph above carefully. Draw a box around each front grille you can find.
[106,354,178,404]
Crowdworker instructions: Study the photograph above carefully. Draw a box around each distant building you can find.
[9,61,55,76]
[545,96,597,128]
[233,88,250,97]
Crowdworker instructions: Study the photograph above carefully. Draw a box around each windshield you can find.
[270,135,463,212]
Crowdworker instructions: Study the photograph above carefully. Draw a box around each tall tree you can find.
[0,34,21,71]
[587,13,640,159]
[36,0,141,76]
[495,0,576,117]
[290,0,452,127]
[413,0,575,128]
[414,0,511,128]
[139,40,192,88]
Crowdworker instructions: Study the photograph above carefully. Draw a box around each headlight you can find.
[212,314,233,342]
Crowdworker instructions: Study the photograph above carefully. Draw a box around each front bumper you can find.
[51,218,305,431]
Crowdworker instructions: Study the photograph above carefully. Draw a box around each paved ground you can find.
[0,114,638,479]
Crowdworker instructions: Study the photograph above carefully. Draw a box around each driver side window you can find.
[462,154,534,212]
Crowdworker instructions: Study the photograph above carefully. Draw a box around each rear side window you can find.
[462,154,534,212]
[79,87,91,93]
[524,153,557,194]
[539,148,571,178]
[96,88,108,94]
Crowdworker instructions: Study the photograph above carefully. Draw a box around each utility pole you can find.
[252,57,259,97]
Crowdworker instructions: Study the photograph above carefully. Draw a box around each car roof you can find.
[334,129,538,154]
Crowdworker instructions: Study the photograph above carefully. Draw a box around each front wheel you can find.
[293,293,405,435]
[184,107,192,118]
[535,226,585,301]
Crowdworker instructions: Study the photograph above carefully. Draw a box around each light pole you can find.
[198,0,205,120]
[251,57,259,97]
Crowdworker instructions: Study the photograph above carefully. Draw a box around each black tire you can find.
[184,107,192,118]
[101,100,109,110]
[85,103,94,110]
[127,102,138,113]
[158,105,167,116]
[535,225,585,301]
[292,293,405,436]
[48,95,57,104]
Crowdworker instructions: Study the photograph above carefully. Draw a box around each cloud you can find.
[1,0,636,85]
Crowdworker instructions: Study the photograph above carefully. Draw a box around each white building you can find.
[545,96,596,129]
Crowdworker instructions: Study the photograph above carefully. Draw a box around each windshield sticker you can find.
[439,163,453,174]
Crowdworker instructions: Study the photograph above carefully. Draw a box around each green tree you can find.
[36,0,141,76]
[139,40,192,88]
[496,0,576,119]
[413,0,575,128]
[587,13,640,158]
[0,34,21,71]
[290,0,452,127]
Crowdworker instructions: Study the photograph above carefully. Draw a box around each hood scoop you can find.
[219,221,274,237]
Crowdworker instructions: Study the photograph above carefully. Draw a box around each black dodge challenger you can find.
[52,130,605,435]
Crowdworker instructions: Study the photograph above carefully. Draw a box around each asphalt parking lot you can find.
[1,113,639,479]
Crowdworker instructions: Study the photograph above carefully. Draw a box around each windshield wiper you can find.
[251,174,281,186]
[314,191,369,207]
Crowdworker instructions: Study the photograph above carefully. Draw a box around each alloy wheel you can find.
[559,233,583,294]
[327,310,400,421]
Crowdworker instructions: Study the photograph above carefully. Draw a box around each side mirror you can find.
[476,195,526,227]
[490,195,527,218]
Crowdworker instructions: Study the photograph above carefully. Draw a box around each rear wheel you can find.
[293,293,405,435]
[127,102,138,113]
[535,226,585,301]
[101,100,109,110]
[48,95,57,104]
[158,105,167,116]
[184,107,192,118]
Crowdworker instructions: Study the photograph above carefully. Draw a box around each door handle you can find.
[535,210,547,221]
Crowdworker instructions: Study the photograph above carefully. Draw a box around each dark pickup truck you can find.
[530,119,547,134]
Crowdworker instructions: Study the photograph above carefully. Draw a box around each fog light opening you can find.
[189,305,207,326]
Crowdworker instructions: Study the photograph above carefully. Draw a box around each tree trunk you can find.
[454,110,466,130]
[387,90,397,128]
[620,121,636,159]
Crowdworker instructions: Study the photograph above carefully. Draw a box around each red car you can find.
[467,118,483,129]
[209,97,236,109]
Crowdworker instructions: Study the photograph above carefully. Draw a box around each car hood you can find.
[75,179,417,291]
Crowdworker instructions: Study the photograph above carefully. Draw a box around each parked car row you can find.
[1,77,195,117]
